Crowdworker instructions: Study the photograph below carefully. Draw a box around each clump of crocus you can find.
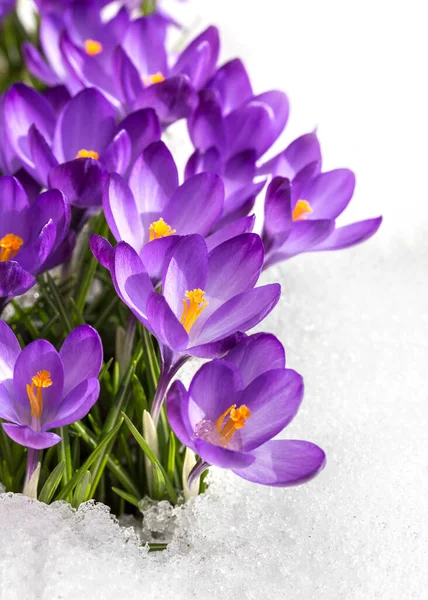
[167,332,325,486]
[0,175,72,311]
[0,321,102,494]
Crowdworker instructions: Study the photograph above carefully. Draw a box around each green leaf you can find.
[111,487,140,508]
[38,461,65,504]
[122,413,177,504]
[55,419,123,501]
[167,431,176,485]
[72,470,92,508]
[44,273,73,333]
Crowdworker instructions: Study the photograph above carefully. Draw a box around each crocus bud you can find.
[182,447,200,501]
[23,462,41,499]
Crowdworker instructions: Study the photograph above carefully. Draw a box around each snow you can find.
[1,0,427,598]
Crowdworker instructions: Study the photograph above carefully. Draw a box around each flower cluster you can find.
[0,0,381,512]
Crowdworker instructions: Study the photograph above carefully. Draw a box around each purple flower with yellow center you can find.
[0,321,102,490]
[185,61,288,227]
[167,332,326,486]
[0,175,72,310]
[97,233,280,422]
[3,84,160,210]
[261,173,382,268]
[91,140,255,283]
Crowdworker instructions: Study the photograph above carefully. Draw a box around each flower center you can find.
[216,404,251,441]
[180,289,208,333]
[292,199,313,221]
[84,39,103,56]
[149,218,176,242]
[0,233,24,262]
[142,72,165,86]
[26,370,53,420]
[75,149,99,160]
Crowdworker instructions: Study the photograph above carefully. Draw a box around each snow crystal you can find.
[1,0,427,598]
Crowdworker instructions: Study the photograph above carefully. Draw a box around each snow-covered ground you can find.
[1,1,427,598]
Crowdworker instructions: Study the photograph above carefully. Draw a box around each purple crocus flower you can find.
[0,320,102,490]
[185,61,288,227]
[167,332,326,486]
[95,233,280,422]
[259,135,382,267]
[3,84,160,211]
[0,175,72,310]
[91,140,255,284]
[0,0,14,24]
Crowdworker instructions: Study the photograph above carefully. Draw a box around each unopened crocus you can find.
[261,174,382,268]
[97,233,280,422]
[91,140,254,283]
[167,332,326,487]
[0,321,102,492]
[3,84,160,210]
[0,175,72,311]
[185,71,288,227]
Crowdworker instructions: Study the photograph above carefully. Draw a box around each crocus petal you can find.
[48,158,108,207]
[40,13,67,80]
[239,369,304,451]
[117,108,161,168]
[140,236,180,285]
[195,284,281,346]
[42,231,76,271]
[225,332,286,387]
[104,173,144,250]
[311,217,383,251]
[17,219,57,274]
[22,42,61,86]
[187,359,242,425]
[205,234,264,302]
[251,91,289,151]
[59,325,103,397]
[100,129,132,177]
[264,220,335,267]
[112,45,143,112]
[188,89,226,152]
[44,377,100,429]
[207,58,253,114]
[299,169,356,219]
[172,26,220,89]
[123,15,168,76]
[163,173,224,237]
[145,292,189,351]
[185,148,222,180]
[0,175,29,237]
[43,85,72,116]
[5,83,56,170]
[2,423,61,449]
[28,188,70,249]
[263,177,292,241]
[53,88,116,162]
[205,215,255,252]
[28,125,59,186]
[218,180,266,229]
[90,233,114,270]
[194,438,254,469]
[225,103,276,159]
[0,320,21,382]
[0,382,20,424]
[258,133,322,179]
[166,380,193,447]
[112,242,154,323]
[134,75,198,125]
[128,140,178,231]
[13,339,64,425]
[234,439,326,487]
[0,262,36,299]
[163,235,208,319]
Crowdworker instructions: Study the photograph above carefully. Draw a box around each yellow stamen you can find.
[216,404,251,441]
[75,149,99,160]
[84,39,103,56]
[142,72,165,86]
[0,233,24,262]
[149,218,176,242]
[292,199,313,221]
[180,289,208,333]
[26,370,53,420]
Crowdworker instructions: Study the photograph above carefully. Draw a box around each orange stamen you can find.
[149,218,176,242]
[0,233,24,262]
[292,199,313,221]
[75,149,99,160]
[84,39,103,56]
[215,404,251,442]
[180,289,208,333]
[26,370,53,419]
[142,72,165,86]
